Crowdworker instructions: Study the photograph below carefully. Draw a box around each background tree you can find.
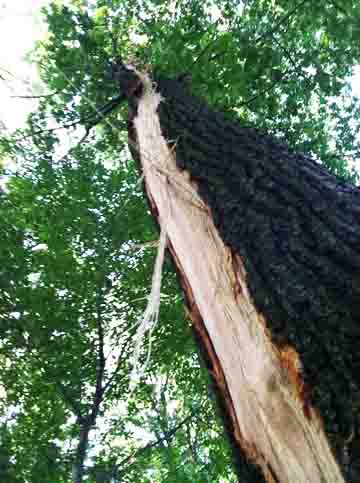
[1,0,360,481]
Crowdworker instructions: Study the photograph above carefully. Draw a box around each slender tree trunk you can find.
[70,300,104,483]
[72,425,90,483]
[116,64,360,482]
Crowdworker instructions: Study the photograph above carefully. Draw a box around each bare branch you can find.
[18,94,126,141]
[10,90,62,99]
[103,332,134,396]
[0,66,31,84]
[55,128,92,164]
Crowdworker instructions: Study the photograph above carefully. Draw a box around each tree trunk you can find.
[72,425,90,483]
[117,65,360,482]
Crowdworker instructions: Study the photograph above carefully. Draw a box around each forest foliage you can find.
[1,0,360,481]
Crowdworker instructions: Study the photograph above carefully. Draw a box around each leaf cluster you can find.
[2,0,360,481]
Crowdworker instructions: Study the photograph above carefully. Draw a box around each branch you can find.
[114,411,197,478]
[236,68,290,109]
[72,424,91,483]
[194,0,310,68]
[331,0,349,16]
[71,294,108,482]
[10,90,62,99]
[186,421,197,463]
[56,382,83,419]
[256,0,310,44]
[90,294,106,424]
[270,34,314,90]
[54,128,92,165]
[102,332,134,397]
[0,66,30,85]
[208,50,228,63]
[185,19,225,71]
[128,240,160,251]
[18,94,126,140]
[190,36,220,70]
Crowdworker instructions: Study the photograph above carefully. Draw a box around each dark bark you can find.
[71,297,106,483]
[154,77,360,481]
[72,425,91,483]
[117,66,360,481]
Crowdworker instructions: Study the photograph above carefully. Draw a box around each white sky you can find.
[0,0,48,130]
[352,66,360,97]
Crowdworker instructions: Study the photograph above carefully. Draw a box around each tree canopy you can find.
[1,0,360,481]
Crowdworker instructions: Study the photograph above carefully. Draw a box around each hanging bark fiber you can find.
[115,63,360,482]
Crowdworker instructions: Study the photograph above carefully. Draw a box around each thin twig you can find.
[256,0,310,44]
[0,66,31,85]
[270,34,314,91]
[54,128,92,164]
[114,411,196,478]
[128,240,160,251]
[194,0,310,67]
[10,90,61,99]
[237,69,290,108]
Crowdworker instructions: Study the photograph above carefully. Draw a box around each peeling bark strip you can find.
[117,65,360,481]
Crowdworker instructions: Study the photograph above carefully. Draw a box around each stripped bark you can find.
[116,65,360,482]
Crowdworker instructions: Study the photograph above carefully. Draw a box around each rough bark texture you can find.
[154,76,360,481]
[116,64,360,482]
